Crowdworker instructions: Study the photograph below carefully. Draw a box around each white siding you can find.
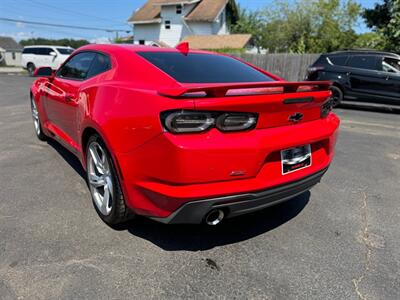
[159,3,197,46]
[133,24,161,45]
[3,51,21,66]
[131,2,230,46]
[188,22,213,35]
[188,9,227,36]
[159,5,183,46]
[214,8,228,34]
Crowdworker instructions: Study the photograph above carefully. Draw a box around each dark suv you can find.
[306,50,400,108]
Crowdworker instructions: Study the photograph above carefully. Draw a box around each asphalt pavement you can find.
[0,74,399,299]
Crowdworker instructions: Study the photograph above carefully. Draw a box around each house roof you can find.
[128,0,162,24]
[153,0,199,5]
[182,34,252,50]
[0,37,22,51]
[128,0,231,24]
[185,0,226,22]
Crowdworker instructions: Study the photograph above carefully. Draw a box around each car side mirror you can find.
[49,51,57,56]
[34,66,53,77]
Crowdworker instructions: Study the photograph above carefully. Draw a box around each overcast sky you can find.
[0,0,377,42]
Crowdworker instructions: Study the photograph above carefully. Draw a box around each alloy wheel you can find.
[87,142,114,216]
[27,64,35,76]
[330,86,343,107]
[31,98,41,136]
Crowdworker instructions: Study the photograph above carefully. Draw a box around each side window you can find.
[36,48,53,55]
[381,57,400,73]
[348,55,377,70]
[327,55,348,66]
[87,53,112,78]
[57,52,96,80]
[165,20,171,29]
[23,48,37,54]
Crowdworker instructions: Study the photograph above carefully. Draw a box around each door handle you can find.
[65,94,74,102]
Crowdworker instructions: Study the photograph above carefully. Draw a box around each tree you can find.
[363,0,391,30]
[231,7,267,52]
[232,0,361,53]
[363,0,400,52]
[20,38,90,49]
[354,32,385,50]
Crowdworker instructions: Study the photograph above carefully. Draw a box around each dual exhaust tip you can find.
[205,209,225,226]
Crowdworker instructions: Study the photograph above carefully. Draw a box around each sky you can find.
[0,0,379,42]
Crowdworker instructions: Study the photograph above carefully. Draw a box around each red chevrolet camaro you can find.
[30,44,339,225]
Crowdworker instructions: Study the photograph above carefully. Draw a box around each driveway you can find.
[0,74,399,299]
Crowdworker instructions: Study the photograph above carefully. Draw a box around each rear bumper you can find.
[116,113,339,218]
[150,167,328,224]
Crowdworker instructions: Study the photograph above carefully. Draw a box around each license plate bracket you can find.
[281,144,312,174]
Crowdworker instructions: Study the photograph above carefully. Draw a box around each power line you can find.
[0,17,131,33]
[24,0,128,27]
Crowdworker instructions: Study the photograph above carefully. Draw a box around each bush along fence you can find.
[235,53,321,82]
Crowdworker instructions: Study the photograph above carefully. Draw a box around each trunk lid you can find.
[159,81,332,129]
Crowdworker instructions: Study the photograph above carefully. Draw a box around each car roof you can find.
[76,43,213,55]
[325,49,400,58]
[23,45,73,48]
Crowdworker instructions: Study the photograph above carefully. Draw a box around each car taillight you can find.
[216,113,257,131]
[161,110,258,134]
[321,99,333,118]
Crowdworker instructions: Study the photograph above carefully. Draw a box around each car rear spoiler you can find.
[158,81,332,98]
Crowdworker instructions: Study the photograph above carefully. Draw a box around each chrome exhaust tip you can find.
[205,209,225,226]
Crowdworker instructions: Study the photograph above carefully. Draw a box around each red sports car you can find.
[30,44,339,225]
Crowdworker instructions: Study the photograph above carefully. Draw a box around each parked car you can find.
[30,44,339,225]
[305,49,400,108]
[22,45,74,75]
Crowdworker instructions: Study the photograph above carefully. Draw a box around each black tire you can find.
[329,85,343,107]
[30,97,47,141]
[27,63,36,76]
[86,134,134,225]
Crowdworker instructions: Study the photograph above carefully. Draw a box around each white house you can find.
[127,0,251,49]
[0,37,22,66]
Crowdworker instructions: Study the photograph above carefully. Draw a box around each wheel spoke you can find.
[88,173,106,188]
[89,147,104,174]
[87,141,114,216]
[103,183,110,211]
[31,100,41,135]
[32,110,38,119]
[105,176,113,199]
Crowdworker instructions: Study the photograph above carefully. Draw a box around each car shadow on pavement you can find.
[338,103,400,114]
[45,138,310,251]
[47,139,86,179]
[119,192,310,251]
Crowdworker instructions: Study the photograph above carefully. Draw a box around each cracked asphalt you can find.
[0,74,399,299]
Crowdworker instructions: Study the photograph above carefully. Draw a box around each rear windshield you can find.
[57,48,74,55]
[137,52,274,83]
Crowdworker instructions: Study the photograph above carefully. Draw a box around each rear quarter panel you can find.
[81,85,193,153]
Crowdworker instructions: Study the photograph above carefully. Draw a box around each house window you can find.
[176,5,182,14]
[139,40,145,45]
[12,52,16,60]
[165,20,171,29]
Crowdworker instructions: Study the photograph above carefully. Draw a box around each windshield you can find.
[137,52,274,83]
[57,48,74,55]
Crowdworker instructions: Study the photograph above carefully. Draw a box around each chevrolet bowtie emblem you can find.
[288,112,304,123]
